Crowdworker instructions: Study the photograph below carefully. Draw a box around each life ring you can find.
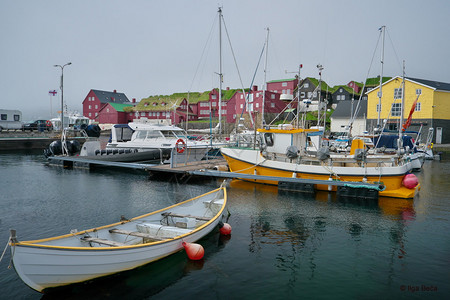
[176,138,186,153]
[46,120,52,127]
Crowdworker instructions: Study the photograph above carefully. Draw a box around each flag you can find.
[49,90,57,96]
[402,95,419,131]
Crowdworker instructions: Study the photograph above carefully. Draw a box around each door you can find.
[436,127,443,144]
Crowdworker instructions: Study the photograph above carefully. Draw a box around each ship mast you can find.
[377,25,386,131]
[261,28,269,126]
[218,7,223,136]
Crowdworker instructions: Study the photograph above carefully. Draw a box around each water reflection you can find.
[229,179,417,279]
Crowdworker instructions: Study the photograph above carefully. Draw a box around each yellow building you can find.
[367,76,450,144]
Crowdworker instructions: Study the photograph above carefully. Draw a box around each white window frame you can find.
[391,103,402,116]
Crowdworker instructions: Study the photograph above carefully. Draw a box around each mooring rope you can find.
[0,236,11,265]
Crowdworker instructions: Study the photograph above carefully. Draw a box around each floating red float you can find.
[182,242,204,260]
[219,221,232,235]
[402,173,419,189]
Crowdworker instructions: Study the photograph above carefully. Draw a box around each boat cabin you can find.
[258,124,321,157]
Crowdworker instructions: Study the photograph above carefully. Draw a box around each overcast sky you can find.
[1,0,449,121]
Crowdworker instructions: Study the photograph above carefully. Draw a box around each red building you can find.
[266,78,299,96]
[97,103,135,124]
[83,89,134,121]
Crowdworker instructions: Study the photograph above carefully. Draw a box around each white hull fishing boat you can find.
[106,119,224,163]
[9,187,227,292]
[221,126,420,199]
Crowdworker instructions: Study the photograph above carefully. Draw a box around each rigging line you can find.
[221,15,256,128]
[236,41,267,129]
[348,30,382,129]
[386,28,404,76]
[188,13,219,93]
[221,15,245,92]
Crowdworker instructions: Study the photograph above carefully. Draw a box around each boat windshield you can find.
[134,130,162,140]
[160,130,182,139]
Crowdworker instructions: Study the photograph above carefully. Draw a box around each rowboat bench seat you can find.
[81,237,127,247]
[136,223,191,239]
[108,229,163,242]
[161,212,212,228]
[203,198,225,213]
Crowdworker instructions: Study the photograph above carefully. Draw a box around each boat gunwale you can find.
[11,187,227,251]
[221,149,410,178]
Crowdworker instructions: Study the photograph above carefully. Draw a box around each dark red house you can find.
[97,103,135,124]
[83,89,134,121]
[266,78,299,96]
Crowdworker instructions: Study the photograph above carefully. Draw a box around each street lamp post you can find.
[54,62,71,154]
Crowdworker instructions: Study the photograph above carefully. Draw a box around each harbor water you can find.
[0,150,448,299]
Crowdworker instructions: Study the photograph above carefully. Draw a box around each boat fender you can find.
[182,242,204,260]
[218,221,232,235]
[402,173,419,189]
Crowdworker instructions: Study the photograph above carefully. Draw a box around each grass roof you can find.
[365,76,391,86]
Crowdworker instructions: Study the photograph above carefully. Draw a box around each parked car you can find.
[22,120,53,131]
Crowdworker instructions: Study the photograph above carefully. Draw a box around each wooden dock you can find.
[46,155,382,199]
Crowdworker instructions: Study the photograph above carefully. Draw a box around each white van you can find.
[0,109,23,131]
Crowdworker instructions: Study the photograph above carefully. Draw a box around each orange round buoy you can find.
[402,173,418,189]
[182,242,204,260]
[219,221,232,235]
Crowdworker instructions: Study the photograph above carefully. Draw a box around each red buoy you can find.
[182,242,204,260]
[219,221,232,235]
[402,173,419,189]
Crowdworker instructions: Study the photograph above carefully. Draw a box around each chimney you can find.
[253,85,258,91]
[226,87,230,90]
[132,98,136,103]
[114,90,117,93]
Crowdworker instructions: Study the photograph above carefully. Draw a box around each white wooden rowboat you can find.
[9,186,227,292]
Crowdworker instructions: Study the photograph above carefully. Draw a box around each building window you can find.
[415,102,421,111]
[287,89,291,94]
[141,112,146,116]
[271,103,275,108]
[89,113,92,117]
[240,104,243,109]
[282,82,287,87]
[376,104,381,112]
[211,95,217,100]
[339,88,343,93]
[95,105,98,109]
[256,103,259,108]
[416,89,422,95]
[341,95,345,100]
[300,92,305,98]
[282,90,286,94]
[271,94,275,99]
[304,83,309,88]
[337,95,341,101]
[88,105,91,109]
[394,88,403,99]
[106,108,110,112]
[391,103,402,116]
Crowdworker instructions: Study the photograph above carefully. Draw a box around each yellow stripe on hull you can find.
[223,153,418,199]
